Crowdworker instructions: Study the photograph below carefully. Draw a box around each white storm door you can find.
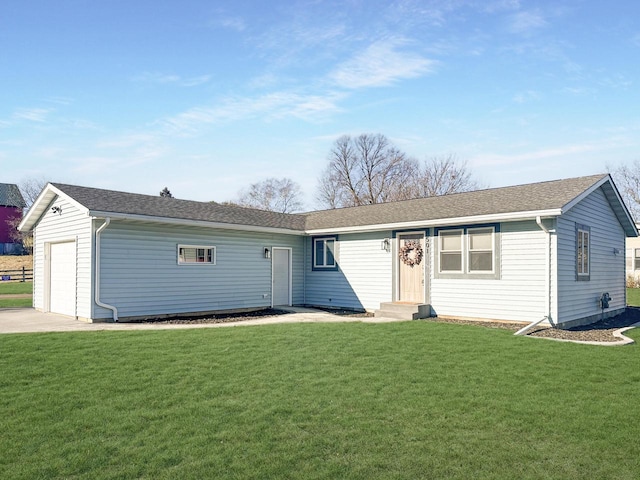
[49,241,77,316]
[272,248,292,306]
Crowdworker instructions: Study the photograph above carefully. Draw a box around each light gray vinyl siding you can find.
[304,231,393,311]
[32,196,92,318]
[94,221,304,319]
[556,187,626,324]
[430,221,549,322]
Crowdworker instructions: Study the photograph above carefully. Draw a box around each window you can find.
[635,249,640,270]
[468,228,494,273]
[313,237,337,269]
[439,230,463,272]
[178,245,216,265]
[435,225,500,279]
[576,225,590,280]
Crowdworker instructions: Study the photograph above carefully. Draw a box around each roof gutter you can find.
[306,209,563,235]
[94,217,118,322]
[88,210,306,236]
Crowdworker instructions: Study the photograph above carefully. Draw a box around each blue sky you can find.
[1,0,639,207]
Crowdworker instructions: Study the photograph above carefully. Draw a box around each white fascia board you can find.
[305,209,562,235]
[18,184,89,232]
[560,175,610,214]
[88,211,306,236]
[561,175,638,237]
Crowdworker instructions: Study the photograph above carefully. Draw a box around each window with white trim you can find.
[435,225,500,279]
[178,245,216,265]
[439,230,463,272]
[576,226,590,280]
[635,249,640,270]
[468,227,494,273]
[313,237,337,269]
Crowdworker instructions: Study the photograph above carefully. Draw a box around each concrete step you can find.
[374,302,431,320]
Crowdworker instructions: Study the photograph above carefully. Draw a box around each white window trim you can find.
[177,245,216,265]
[313,237,337,269]
[439,229,464,273]
[467,227,495,274]
[634,248,640,271]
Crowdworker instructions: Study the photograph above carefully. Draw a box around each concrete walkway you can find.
[0,307,405,334]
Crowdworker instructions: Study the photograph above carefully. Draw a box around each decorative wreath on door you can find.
[399,240,423,267]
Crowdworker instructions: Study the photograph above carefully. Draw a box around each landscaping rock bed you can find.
[427,308,640,343]
[140,308,292,325]
[137,305,639,344]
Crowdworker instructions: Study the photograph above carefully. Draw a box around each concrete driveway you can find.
[0,307,402,334]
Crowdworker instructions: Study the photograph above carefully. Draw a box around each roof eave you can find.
[305,209,563,235]
[88,211,307,235]
[561,174,638,237]
[18,184,90,232]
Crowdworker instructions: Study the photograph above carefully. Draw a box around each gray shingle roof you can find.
[51,183,308,231]
[0,183,25,208]
[304,174,610,230]
[46,174,622,234]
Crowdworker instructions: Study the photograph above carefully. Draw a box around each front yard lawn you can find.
[628,288,640,307]
[0,281,32,295]
[1,322,639,479]
[0,297,32,308]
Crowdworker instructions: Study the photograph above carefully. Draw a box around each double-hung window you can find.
[178,245,216,265]
[635,249,640,271]
[576,225,590,280]
[439,230,463,272]
[313,237,337,269]
[436,225,499,279]
[468,228,494,273]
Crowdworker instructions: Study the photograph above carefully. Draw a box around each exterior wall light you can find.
[264,247,271,259]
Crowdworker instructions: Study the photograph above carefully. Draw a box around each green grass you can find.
[1,323,639,479]
[0,281,32,295]
[0,297,32,308]
[627,288,640,307]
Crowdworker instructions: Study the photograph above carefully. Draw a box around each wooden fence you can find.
[0,267,33,282]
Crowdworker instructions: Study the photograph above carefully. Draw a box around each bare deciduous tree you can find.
[3,177,47,253]
[317,134,419,208]
[18,176,47,209]
[413,154,481,197]
[316,134,480,209]
[237,177,303,213]
[609,160,640,220]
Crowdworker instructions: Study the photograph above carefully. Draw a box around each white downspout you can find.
[94,218,119,322]
[515,216,552,336]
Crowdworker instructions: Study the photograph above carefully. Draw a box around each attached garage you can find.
[47,241,77,316]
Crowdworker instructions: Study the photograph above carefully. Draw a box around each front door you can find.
[272,248,291,306]
[397,233,425,303]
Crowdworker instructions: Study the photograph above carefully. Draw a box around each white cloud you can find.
[471,144,598,167]
[329,38,435,89]
[562,86,596,96]
[132,72,212,87]
[512,90,541,104]
[216,16,246,32]
[159,91,344,134]
[13,108,52,123]
[507,10,547,35]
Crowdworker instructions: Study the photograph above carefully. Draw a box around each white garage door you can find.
[49,241,77,316]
